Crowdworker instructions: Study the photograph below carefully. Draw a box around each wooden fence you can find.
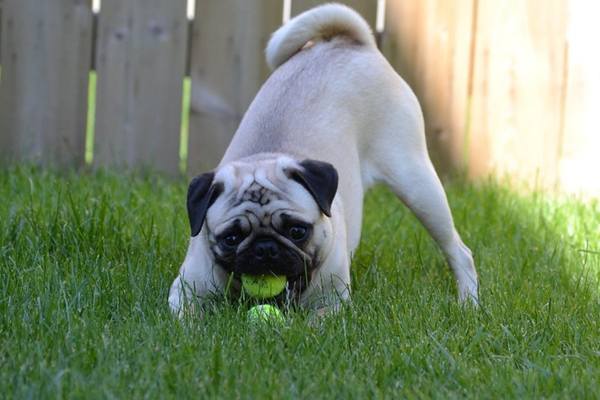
[0,0,598,196]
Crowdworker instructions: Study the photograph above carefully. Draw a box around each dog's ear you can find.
[289,159,338,217]
[187,172,224,236]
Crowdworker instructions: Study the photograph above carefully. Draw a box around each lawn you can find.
[0,166,599,398]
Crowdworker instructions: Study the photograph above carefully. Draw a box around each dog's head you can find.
[187,155,338,297]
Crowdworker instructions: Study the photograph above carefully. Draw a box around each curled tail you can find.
[265,3,376,70]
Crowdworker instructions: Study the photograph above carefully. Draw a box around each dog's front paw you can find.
[168,278,203,319]
[306,302,344,327]
[458,286,480,308]
[169,295,204,320]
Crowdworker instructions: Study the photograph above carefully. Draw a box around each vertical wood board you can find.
[382,0,474,173]
[0,0,92,166]
[468,0,567,189]
[94,0,187,175]
[0,0,3,66]
[187,0,283,173]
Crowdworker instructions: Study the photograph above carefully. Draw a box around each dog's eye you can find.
[218,231,244,251]
[223,235,241,247]
[288,226,308,241]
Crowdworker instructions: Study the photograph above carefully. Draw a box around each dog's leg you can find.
[381,156,478,303]
[168,234,229,317]
[369,87,478,303]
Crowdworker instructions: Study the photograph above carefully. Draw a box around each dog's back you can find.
[222,4,395,166]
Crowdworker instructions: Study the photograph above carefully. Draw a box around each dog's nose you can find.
[253,239,280,261]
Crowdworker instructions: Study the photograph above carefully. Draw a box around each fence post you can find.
[0,0,92,167]
[186,0,283,174]
[93,0,187,175]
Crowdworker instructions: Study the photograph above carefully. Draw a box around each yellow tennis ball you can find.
[247,304,285,324]
[241,274,287,299]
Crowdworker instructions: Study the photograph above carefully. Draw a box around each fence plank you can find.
[558,1,600,196]
[291,0,377,28]
[468,0,567,189]
[0,0,92,167]
[187,0,283,173]
[382,0,474,173]
[0,0,3,66]
[94,0,187,175]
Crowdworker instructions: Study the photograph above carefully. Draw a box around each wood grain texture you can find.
[0,0,92,167]
[468,0,567,189]
[382,0,474,174]
[187,0,283,174]
[291,0,377,28]
[94,0,187,175]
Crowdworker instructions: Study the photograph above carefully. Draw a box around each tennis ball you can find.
[247,304,285,324]
[241,274,287,299]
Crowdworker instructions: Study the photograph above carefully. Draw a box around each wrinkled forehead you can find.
[215,156,294,200]
[206,156,320,226]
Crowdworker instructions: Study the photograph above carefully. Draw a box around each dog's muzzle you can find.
[235,236,310,277]
[237,237,313,302]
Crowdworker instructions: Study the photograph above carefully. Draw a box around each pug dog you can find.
[169,3,479,316]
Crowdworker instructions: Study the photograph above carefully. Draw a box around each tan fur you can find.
[169,4,478,317]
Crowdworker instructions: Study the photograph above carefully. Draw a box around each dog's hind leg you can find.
[378,155,479,303]
[368,85,479,303]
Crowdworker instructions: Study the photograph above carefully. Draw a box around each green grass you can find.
[1,167,599,398]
